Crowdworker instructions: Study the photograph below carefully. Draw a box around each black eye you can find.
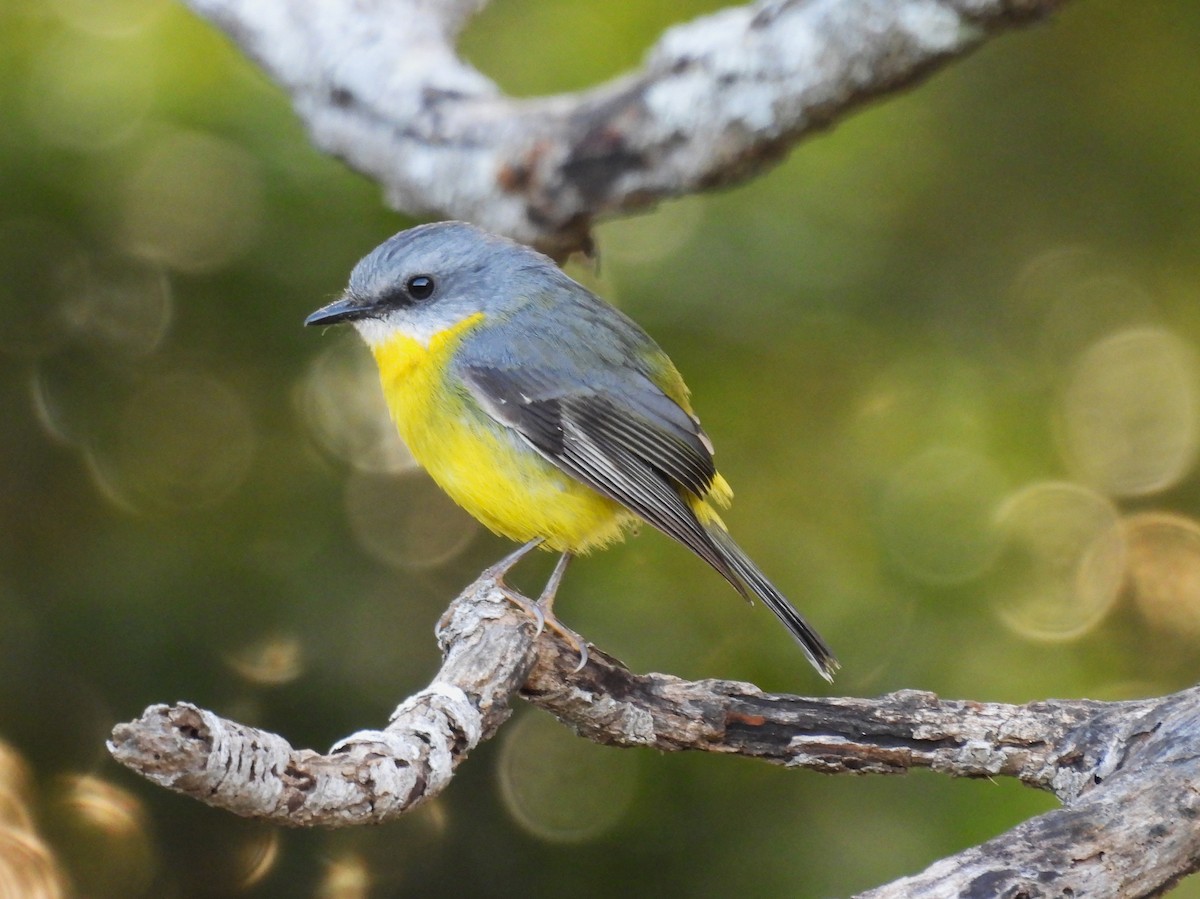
[406,275,435,300]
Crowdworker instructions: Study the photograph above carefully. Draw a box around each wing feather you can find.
[461,362,738,584]
[451,299,837,678]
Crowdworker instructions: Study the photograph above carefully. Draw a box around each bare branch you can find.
[110,574,1200,897]
[522,647,1165,805]
[183,0,1071,256]
[856,690,1200,899]
[109,570,1200,891]
[108,582,539,826]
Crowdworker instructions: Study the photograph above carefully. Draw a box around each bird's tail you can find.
[703,522,839,682]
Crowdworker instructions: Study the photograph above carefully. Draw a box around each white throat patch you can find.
[352,307,473,350]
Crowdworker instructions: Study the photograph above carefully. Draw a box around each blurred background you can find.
[1,0,1199,895]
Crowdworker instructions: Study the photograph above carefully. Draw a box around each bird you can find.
[305,221,837,680]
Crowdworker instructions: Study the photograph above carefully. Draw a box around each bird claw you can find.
[479,543,587,670]
[488,584,546,637]
[491,587,587,669]
[534,600,589,672]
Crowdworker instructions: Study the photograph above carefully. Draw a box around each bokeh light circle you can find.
[1124,512,1200,637]
[85,370,256,514]
[231,829,281,890]
[991,482,1126,642]
[0,742,36,833]
[115,129,264,273]
[225,633,305,687]
[1059,327,1200,497]
[60,252,172,358]
[51,774,154,898]
[26,33,153,150]
[0,826,67,899]
[343,471,478,570]
[318,852,371,899]
[299,339,417,473]
[1012,247,1158,372]
[0,219,86,359]
[497,710,637,844]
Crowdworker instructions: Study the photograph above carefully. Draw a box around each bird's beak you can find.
[304,293,370,327]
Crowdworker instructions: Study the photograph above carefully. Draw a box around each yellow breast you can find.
[370,314,635,553]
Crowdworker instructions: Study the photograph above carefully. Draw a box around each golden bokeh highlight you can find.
[0,742,37,834]
[1124,512,1200,636]
[0,827,68,899]
[1010,248,1157,371]
[0,741,69,899]
[991,482,1127,642]
[225,633,305,686]
[50,774,154,898]
[230,829,281,891]
[317,852,371,899]
[85,370,256,514]
[115,129,264,273]
[849,353,993,477]
[1059,327,1200,497]
[876,446,1008,585]
[299,339,417,474]
[343,470,478,570]
[417,799,449,838]
[497,711,637,844]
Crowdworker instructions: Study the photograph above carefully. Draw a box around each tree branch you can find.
[184,0,1071,256]
[114,3,1197,893]
[108,583,539,826]
[110,573,1200,893]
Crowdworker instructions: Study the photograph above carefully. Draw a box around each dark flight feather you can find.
[455,289,837,679]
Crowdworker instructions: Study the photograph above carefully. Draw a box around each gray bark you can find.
[183,0,1070,256]
[110,577,1200,895]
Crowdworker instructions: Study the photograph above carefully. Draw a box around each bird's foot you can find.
[535,603,590,673]
[495,585,547,636]
[476,543,588,671]
[535,552,588,671]
[475,539,548,634]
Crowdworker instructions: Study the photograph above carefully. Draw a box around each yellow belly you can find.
[370,316,636,553]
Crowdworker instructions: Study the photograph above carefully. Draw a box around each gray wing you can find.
[456,294,738,581]
[456,290,840,679]
[463,364,738,579]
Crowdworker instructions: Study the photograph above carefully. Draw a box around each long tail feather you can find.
[703,524,839,682]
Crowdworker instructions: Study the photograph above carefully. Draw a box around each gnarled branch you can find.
[110,573,1200,894]
[183,0,1071,256]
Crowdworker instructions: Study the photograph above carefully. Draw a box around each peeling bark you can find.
[111,577,1200,894]
[183,0,1070,256]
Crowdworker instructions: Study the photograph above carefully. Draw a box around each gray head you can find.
[305,221,557,348]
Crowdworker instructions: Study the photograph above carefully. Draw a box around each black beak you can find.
[305,294,370,327]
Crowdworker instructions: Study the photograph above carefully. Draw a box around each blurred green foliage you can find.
[1,0,1200,895]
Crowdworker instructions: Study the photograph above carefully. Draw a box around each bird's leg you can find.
[476,543,588,671]
[537,553,589,672]
[481,538,545,581]
[478,539,547,635]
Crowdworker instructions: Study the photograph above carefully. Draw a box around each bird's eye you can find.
[406,275,435,300]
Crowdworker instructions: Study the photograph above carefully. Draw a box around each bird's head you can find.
[305,221,552,348]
